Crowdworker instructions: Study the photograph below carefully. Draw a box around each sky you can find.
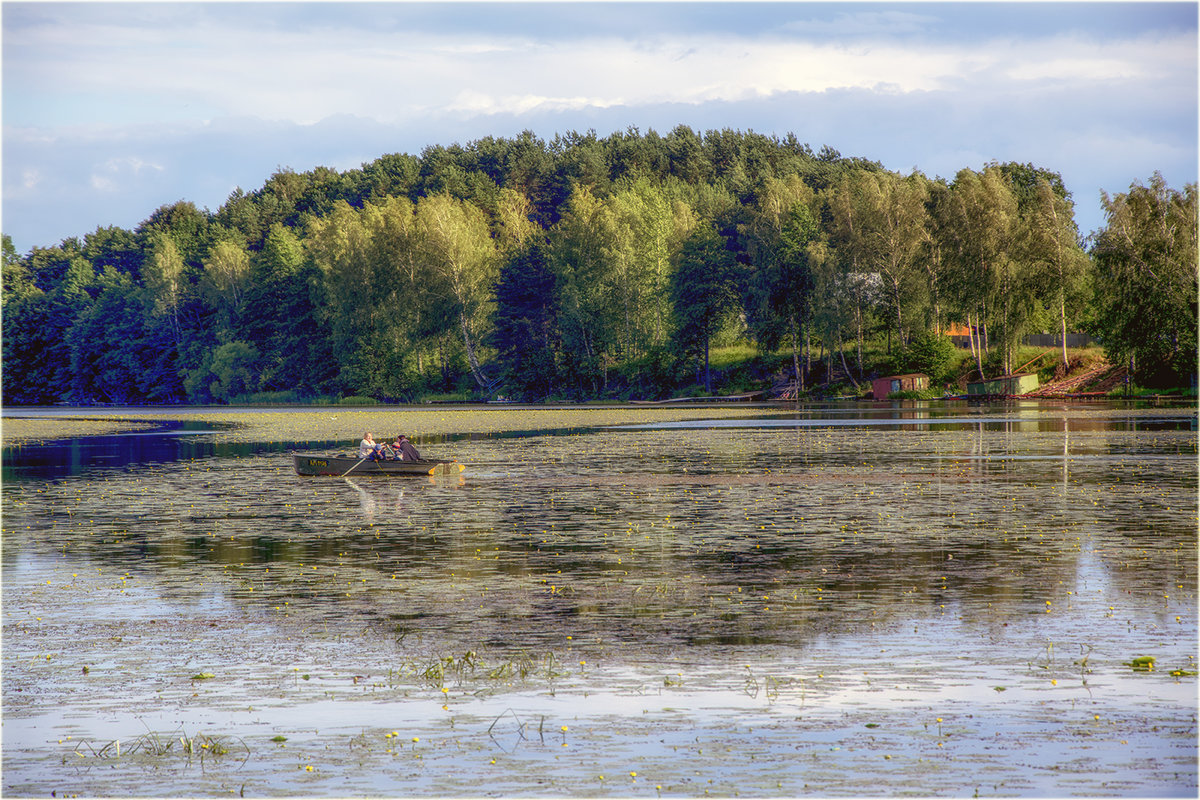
[2,1,1196,254]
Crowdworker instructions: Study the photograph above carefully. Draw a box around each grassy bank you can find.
[0,406,769,446]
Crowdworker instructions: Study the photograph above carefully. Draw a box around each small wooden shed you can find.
[966,373,1040,397]
[871,373,929,399]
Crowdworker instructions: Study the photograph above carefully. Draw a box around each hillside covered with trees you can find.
[2,126,1196,405]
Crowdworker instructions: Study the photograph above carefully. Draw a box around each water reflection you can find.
[3,412,1195,656]
[3,406,1196,797]
[0,425,333,483]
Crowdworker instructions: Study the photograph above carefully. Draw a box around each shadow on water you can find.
[1,423,339,483]
[1,419,594,483]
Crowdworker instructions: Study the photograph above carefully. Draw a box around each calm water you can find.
[2,404,1196,797]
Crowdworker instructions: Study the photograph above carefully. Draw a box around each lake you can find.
[2,402,1196,797]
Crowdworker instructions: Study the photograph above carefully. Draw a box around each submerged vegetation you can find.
[3,127,1195,406]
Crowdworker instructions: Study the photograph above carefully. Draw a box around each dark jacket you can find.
[396,439,421,461]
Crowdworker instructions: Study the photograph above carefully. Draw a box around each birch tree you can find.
[416,193,499,390]
[1092,173,1198,386]
[144,232,185,346]
[944,167,1018,376]
[1016,178,1091,369]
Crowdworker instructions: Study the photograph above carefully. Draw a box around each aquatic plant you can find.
[66,729,249,769]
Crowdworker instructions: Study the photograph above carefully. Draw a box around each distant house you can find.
[871,373,929,399]
[944,323,974,349]
[966,373,1040,397]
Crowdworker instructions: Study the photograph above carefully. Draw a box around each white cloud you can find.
[1,4,1195,250]
[7,9,1193,128]
[89,157,165,192]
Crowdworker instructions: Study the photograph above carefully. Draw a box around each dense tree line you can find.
[2,126,1195,405]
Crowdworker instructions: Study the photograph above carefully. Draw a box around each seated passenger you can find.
[359,432,385,461]
[393,434,421,461]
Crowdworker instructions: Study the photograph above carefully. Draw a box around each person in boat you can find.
[393,434,421,461]
[359,432,385,461]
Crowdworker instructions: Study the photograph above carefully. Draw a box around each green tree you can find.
[232,223,332,397]
[1016,178,1091,369]
[545,129,611,224]
[207,340,262,401]
[943,167,1019,377]
[603,178,692,363]
[143,232,186,347]
[492,242,560,399]
[82,226,143,280]
[666,124,713,185]
[547,185,620,396]
[827,169,929,348]
[360,195,430,397]
[493,188,542,258]
[307,200,376,392]
[416,193,499,390]
[201,238,252,334]
[743,176,818,390]
[2,242,100,403]
[897,329,955,383]
[1091,173,1198,387]
[136,200,210,269]
[67,270,168,403]
[670,224,740,392]
[2,288,67,403]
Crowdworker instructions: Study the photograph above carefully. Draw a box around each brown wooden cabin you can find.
[871,373,929,399]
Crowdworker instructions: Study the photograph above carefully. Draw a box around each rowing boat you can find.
[292,453,464,476]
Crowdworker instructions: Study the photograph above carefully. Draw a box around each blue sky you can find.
[3,2,1196,253]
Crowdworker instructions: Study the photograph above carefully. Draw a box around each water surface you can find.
[2,404,1196,796]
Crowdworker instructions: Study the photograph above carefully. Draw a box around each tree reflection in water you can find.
[1,406,1195,796]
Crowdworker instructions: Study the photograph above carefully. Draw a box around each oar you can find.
[341,456,367,477]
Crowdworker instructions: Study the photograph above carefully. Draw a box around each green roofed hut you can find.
[966,372,1040,398]
[871,373,929,400]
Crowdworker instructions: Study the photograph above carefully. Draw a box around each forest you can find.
[2,125,1196,405]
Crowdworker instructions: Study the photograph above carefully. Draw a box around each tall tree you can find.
[136,200,210,269]
[416,193,499,390]
[670,224,740,392]
[231,223,330,396]
[68,270,156,403]
[308,200,375,391]
[492,241,560,399]
[744,173,820,388]
[547,185,620,395]
[943,167,1019,377]
[1016,178,1091,369]
[604,178,690,360]
[744,176,818,390]
[143,232,186,347]
[1091,173,1198,387]
[827,169,929,348]
[201,238,252,334]
[361,195,426,389]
